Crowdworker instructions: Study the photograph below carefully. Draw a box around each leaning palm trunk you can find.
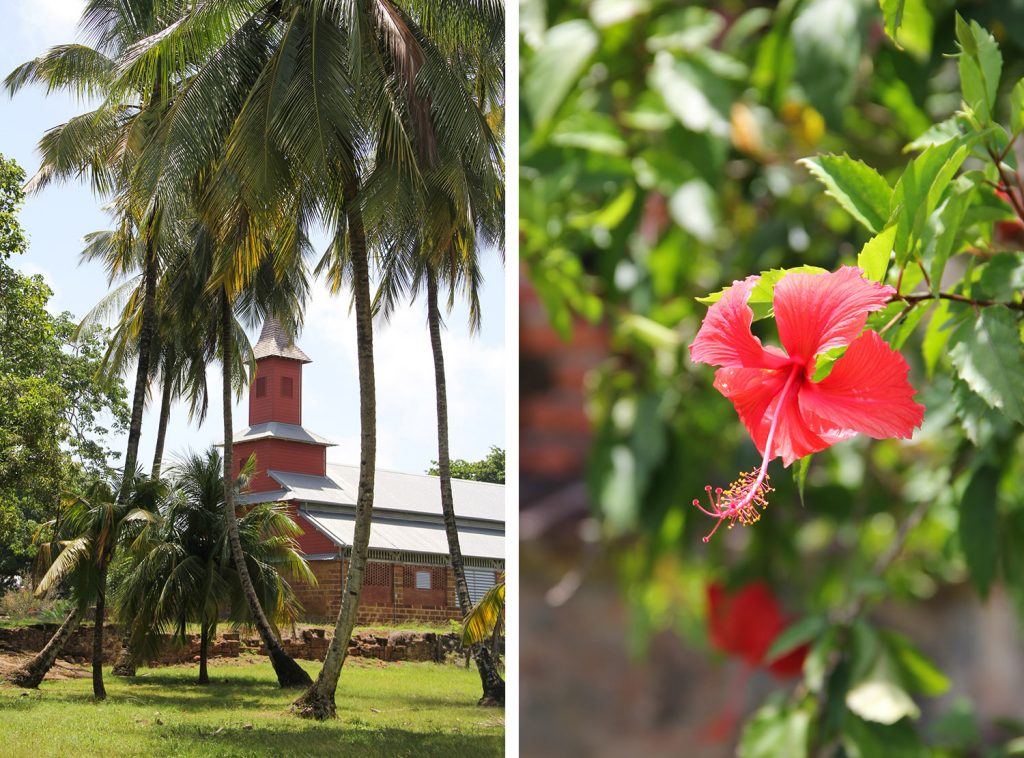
[123,231,160,480]
[294,200,376,721]
[426,274,504,706]
[151,377,173,479]
[220,290,311,688]
[5,606,83,688]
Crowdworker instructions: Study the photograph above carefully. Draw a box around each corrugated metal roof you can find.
[232,422,334,447]
[302,509,504,560]
[325,463,504,523]
[253,317,311,363]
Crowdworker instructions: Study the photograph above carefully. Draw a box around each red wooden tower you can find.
[232,318,334,494]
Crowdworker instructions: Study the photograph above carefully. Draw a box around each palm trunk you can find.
[111,645,138,678]
[151,377,173,480]
[426,273,504,706]
[123,226,159,481]
[198,622,210,685]
[92,564,108,700]
[220,290,311,688]
[294,195,376,721]
[5,607,82,688]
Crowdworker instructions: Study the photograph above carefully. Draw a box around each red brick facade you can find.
[234,439,326,492]
[294,559,499,625]
[249,356,303,426]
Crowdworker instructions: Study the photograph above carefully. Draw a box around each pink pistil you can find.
[694,363,802,542]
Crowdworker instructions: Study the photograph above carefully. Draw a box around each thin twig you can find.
[895,291,1024,311]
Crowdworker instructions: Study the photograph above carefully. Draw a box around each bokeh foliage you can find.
[521,1,1024,753]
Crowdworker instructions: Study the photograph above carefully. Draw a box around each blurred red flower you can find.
[706,581,808,678]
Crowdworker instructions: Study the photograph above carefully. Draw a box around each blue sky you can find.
[0,1,506,475]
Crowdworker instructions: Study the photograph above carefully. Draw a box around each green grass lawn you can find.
[0,658,503,757]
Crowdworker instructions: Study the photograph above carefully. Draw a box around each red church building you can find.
[231,319,504,625]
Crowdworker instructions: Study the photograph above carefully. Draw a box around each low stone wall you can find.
[0,624,479,666]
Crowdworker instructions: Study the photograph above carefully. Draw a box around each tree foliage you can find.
[428,445,506,484]
[522,1,1024,753]
[0,155,129,592]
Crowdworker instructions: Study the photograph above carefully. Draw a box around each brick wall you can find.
[520,272,608,494]
[233,439,326,492]
[248,356,303,426]
[291,558,494,625]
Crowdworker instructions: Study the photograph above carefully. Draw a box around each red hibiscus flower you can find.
[706,582,808,678]
[689,266,925,541]
[700,582,809,743]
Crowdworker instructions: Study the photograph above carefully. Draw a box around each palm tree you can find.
[372,4,505,703]
[4,0,189,673]
[114,448,313,684]
[107,0,503,718]
[4,469,161,696]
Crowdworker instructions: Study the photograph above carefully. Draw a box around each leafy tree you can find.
[428,446,506,485]
[0,155,129,592]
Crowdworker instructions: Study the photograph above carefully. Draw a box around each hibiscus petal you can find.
[773,266,894,364]
[799,330,926,441]
[715,367,836,465]
[691,277,791,369]
[768,384,839,466]
[714,367,787,454]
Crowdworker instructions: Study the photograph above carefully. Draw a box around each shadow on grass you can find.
[151,723,503,758]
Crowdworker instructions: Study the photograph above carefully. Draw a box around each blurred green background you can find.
[520,1,1024,755]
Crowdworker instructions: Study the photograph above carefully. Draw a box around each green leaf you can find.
[804,627,838,693]
[891,141,969,265]
[1012,79,1024,135]
[958,463,1000,598]
[739,702,811,758]
[550,111,628,156]
[697,265,828,319]
[952,378,1003,446]
[956,15,1002,124]
[949,308,1024,424]
[923,184,971,293]
[905,117,963,152]
[975,253,1024,302]
[793,454,812,505]
[668,179,718,242]
[879,0,932,60]
[767,615,825,662]
[791,0,868,125]
[888,302,929,351]
[523,20,599,133]
[842,715,927,757]
[649,55,731,137]
[857,226,896,282]
[881,630,951,697]
[800,154,893,233]
[921,300,956,378]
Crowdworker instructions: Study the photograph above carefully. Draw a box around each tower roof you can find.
[253,317,311,363]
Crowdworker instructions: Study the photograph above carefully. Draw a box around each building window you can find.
[415,570,432,590]
[281,376,293,398]
[255,377,267,398]
[465,568,498,604]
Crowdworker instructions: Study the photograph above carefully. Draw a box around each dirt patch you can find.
[0,652,89,681]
